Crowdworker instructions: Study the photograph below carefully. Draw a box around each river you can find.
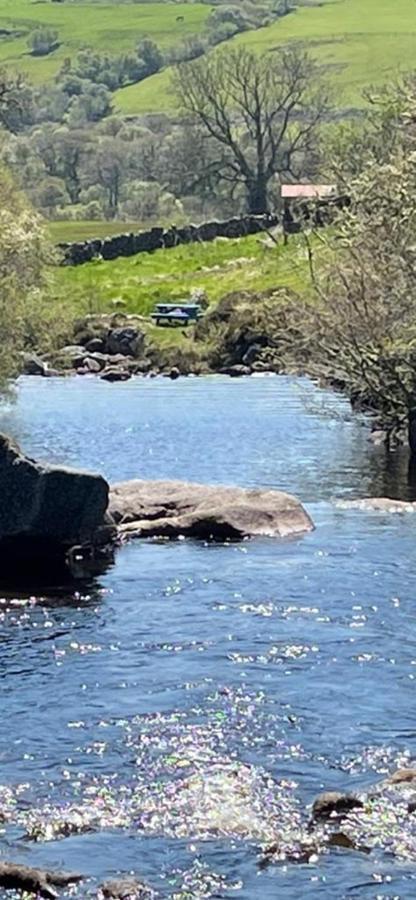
[0,375,416,898]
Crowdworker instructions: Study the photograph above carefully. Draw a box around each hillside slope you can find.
[116,0,416,113]
[0,0,209,83]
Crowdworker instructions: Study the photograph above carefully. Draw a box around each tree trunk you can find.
[246,179,268,215]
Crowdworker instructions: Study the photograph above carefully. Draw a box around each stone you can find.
[85,337,106,354]
[169,367,181,380]
[83,357,102,374]
[99,877,155,899]
[242,343,264,366]
[22,354,49,377]
[57,345,87,368]
[312,792,363,821]
[336,498,416,514]
[100,368,132,383]
[220,364,252,377]
[106,327,144,358]
[0,434,110,580]
[0,862,82,899]
[389,768,416,785]
[109,480,314,542]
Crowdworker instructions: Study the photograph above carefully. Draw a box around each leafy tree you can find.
[301,81,416,453]
[173,46,330,215]
[0,168,68,386]
[28,28,59,57]
[136,40,164,77]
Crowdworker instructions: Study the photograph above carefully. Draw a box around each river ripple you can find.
[0,375,415,897]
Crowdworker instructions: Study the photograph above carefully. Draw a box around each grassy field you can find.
[115,0,416,113]
[48,220,146,243]
[0,0,209,83]
[53,232,312,348]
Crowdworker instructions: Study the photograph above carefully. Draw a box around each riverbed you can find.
[0,375,416,897]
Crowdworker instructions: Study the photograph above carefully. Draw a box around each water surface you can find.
[0,375,415,898]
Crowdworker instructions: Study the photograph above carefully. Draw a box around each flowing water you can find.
[0,375,416,898]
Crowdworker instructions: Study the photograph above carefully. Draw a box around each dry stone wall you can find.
[58,214,280,266]
[58,197,349,267]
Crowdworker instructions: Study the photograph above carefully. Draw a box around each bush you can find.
[28,28,59,57]
[0,167,71,386]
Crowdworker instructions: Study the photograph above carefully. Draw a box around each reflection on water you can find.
[0,376,415,898]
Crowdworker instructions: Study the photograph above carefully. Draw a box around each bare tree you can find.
[172,46,330,215]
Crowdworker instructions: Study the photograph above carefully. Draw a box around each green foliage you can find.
[0,167,72,386]
[28,28,59,58]
[295,80,416,448]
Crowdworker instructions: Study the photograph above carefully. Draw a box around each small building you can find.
[280,184,338,240]
[281,184,337,200]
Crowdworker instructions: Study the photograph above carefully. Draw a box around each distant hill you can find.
[115,0,416,114]
[0,0,210,83]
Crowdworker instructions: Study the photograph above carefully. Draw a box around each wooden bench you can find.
[150,303,204,327]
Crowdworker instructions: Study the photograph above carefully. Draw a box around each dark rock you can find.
[0,434,110,582]
[220,364,252,377]
[106,327,144,358]
[100,368,132,383]
[312,792,364,821]
[22,354,49,377]
[169,367,181,380]
[109,480,314,542]
[0,862,82,899]
[242,343,264,366]
[86,337,106,354]
[99,877,155,899]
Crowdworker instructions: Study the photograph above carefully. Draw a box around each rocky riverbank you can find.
[22,293,288,383]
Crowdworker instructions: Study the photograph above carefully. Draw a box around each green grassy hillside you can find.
[0,0,209,83]
[115,0,416,113]
[53,232,311,349]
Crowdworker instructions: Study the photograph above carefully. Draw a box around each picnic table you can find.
[150,303,204,327]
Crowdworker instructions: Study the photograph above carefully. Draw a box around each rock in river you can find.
[0,434,111,581]
[109,479,313,541]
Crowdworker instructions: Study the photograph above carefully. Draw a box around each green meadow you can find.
[115,0,416,113]
[49,220,146,244]
[0,0,209,83]
[53,233,312,347]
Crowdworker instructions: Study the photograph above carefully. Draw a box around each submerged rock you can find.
[311,791,364,821]
[336,497,416,513]
[99,878,155,899]
[109,479,314,541]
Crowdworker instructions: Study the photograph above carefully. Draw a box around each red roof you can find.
[281,184,336,199]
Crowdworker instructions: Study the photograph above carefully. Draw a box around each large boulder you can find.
[0,435,111,580]
[109,480,313,542]
[106,327,144,358]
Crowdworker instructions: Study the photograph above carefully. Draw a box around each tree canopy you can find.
[173,45,330,214]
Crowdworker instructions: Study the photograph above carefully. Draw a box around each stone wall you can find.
[58,198,349,267]
[58,214,279,266]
